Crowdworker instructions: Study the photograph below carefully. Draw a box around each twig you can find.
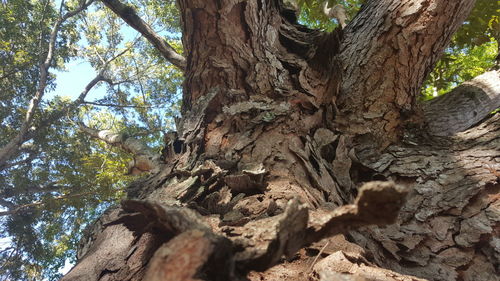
[307,241,329,273]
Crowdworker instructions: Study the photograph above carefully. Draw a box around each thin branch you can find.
[0,247,20,270]
[102,78,134,86]
[0,192,93,217]
[0,40,132,171]
[82,100,167,108]
[0,182,68,200]
[0,198,16,210]
[44,45,133,116]
[129,128,164,138]
[307,241,329,273]
[132,56,147,102]
[101,0,186,70]
[0,74,105,172]
[1,151,37,170]
[0,61,33,80]
[32,73,106,133]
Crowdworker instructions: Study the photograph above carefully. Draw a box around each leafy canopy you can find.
[0,0,181,280]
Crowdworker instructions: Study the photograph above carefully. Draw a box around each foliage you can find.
[422,0,499,99]
[421,41,498,99]
[297,0,362,31]
[454,0,499,48]
[0,1,182,280]
[0,0,70,144]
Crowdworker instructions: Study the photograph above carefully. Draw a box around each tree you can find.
[0,1,183,279]
[5,0,500,280]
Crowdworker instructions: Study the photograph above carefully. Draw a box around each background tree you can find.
[0,0,183,279]
[1,0,499,280]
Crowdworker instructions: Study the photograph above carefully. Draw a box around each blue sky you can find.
[48,60,106,100]
[49,0,140,101]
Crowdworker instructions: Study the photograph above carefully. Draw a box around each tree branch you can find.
[423,69,500,136]
[82,100,167,108]
[0,192,93,217]
[0,182,68,199]
[0,61,33,80]
[0,198,16,210]
[0,150,37,170]
[0,44,132,172]
[0,74,104,171]
[337,0,476,144]
[77,122,162,175]
[101,0,186,70]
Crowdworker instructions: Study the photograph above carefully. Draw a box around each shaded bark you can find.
[349,114,500,281]
[62,0,499,280]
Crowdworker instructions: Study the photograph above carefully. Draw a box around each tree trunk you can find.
[62,0,499,280]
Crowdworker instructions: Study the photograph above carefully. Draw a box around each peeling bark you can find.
[63,181,408,280]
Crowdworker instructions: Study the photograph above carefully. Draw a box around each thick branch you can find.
[101,0,186,70]
[351,113,500,280]
[423,69,500,136]
[337,0,476,144]
[78,123,161,175]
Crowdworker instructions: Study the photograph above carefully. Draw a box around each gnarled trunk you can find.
[62,0,499,280]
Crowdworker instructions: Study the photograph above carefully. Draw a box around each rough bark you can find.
[62,0,500,280]
[349,113,500,281]
[337,0,476,146]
